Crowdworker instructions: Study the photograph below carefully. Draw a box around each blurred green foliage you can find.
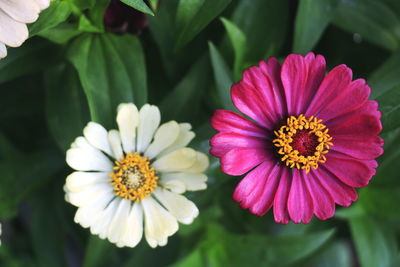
[0,0,400,266]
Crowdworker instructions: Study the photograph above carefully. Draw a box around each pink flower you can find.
[210,53,384,224]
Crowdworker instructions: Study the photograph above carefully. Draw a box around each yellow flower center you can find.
[272,114,333,173]
[110,153,158,201]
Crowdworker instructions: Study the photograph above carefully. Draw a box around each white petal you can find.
[0,42,7,59]
[108,130,123,160]
[158,123,195,157]
[74,188,114,228]
[162,179,186,194]
[141,197,178,248]
[67,183,112,207]
[71,136,94,150]
[108,199,131,244]
[154,188,199,224]
[152,147,197,173]
[66,172,110,193]
[118,202,143,248]
[91,198,120,239]
[161,173,207,192]
[116,103,139,153]
[0,9,28,47]
[0,0,40,24]
[144,121,180,159]
[136,104,161,153]
[83,122,113,156]
[34,0,50,10]
[184,152,209,174]
[66,147,113,172]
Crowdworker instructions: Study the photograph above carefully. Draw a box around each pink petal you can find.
[281,52,326,115]
[210,132,269,158]
[248,164,281,216]
[231,83,273,129]
[211,109,267,138]
[233,162,271,210]
[310,79,370,121]
[305,64,352,116]
[220,147,271,176]
[323,151,377,188]
[273,167,291,224]
[314,167,358,207]
[328,101,382,140]
[331,136,384,160]
[231,57,288,129]
[287,170,313,224]
[304,172,335,220]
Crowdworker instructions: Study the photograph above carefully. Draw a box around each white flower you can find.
[65,103,209,248]
[0,0,50,59]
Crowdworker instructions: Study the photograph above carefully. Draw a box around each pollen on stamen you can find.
[109,153,158,201]
[272,114,333,173]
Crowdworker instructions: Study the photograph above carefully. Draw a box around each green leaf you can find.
[172,224,335,267]
[358,187,400,220]
[333,0,400,51]
[175,0,231,50]
[82,236,116,267]
[0,39,60,84]
[29,2,72,36]
[159,55,210,123]
[231,0,289,61]
[45,64,90,151]
[308,241,353,267]
[38,23,81,44]
[293,0,339,54]
[369,50,400,99]
[349,215,398,267]
[79,14,103,33]
[67,33,147,128]
[208,42,235,111]
[120,0,155,16]
[220,17,246,80]
[376,85,400,133]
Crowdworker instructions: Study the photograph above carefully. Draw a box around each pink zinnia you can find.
[210,52,383,224]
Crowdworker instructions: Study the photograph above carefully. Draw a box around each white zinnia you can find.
[0,0,50,59]
[65,103,209,248]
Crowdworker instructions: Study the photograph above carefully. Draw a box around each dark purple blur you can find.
[104,0,148,34]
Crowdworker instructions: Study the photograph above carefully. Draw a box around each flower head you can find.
[210,53,383,224]
[0,0,50,59]
[65,103,208,248]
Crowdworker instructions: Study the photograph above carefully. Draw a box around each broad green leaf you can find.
[175,0,231,50]
[79,14,103,33]
[82,236,116,267]
[121,0,154,16]
[369,50,400,99]
[232,0,289,61]
[45,64,90,151]
[208,42,235,111]
[376,85,400,133]
[172,224,335,267]
[358,187,400,220]
[38,23,81,44]
[67,33,147,128]
[349,215,398,267]
[308,241,353,267]
[293,0,339,54]
[220,17,246,80]
[159,55,210,123]
[29,2,72,36]
[333,0,400,51]
[0,39,59,84]
[28,190,67,267]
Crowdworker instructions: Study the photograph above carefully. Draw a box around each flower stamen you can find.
[273,114,333,173]
[110,153,158,201]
